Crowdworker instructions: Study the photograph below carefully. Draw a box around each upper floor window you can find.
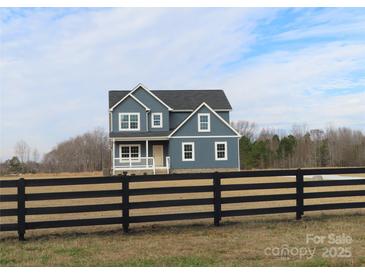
[198,113,210,132]
[215,141,227,160]
[119,113,140,131]
[151,113,163,128]
[182,142,195,161]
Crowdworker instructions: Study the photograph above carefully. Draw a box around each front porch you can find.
[111,138,170,175]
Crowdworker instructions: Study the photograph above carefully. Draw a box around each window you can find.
[182,142,195,161]
[119,113,140,131]
[151,113,163,128]
[120,145,141,162]
[215,142,227,160]
[198,113,210,132]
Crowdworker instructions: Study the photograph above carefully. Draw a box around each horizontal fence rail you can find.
[0,167,364,240]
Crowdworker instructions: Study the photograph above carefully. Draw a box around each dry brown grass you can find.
[1,173,364,266]
[0,171,103,180]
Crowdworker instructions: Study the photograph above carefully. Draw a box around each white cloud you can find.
[226,42,365,129]
[0,8,276,159]
[0,8,364,160]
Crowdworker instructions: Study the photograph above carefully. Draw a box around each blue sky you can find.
[1,8,365,160]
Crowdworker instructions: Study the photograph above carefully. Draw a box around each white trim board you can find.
[110,92,150,111]
[198,113,210,132]
[170,109,232,112]
[169,135,239,139]
[168,102,241,138]
[151,112,163,128]
[118,112,141,131]
[182,142,195,161]
[114,83,172,111]
[111,135,238,141]
[215,141,228,161]
[111,137,169,141]
[119,144,142,162]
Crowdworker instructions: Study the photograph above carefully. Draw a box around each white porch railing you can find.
[113,156,171,175]
[114,157,156,174]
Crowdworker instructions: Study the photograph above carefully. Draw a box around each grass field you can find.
[1,172,364,266]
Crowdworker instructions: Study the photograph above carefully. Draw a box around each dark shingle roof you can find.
[109,89,232,110]
[109,90,129,108]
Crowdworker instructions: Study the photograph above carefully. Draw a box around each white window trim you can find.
[169,102,240,138]
[151,112,163,128]
[119,112,140,131]
[182,142,195,161]
[119,144,141,162]
[215,141,228,161]
[198,113,210,132]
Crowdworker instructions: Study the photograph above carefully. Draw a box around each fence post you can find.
[17,178,26,241]
[213,172,222,226]
[122,172,130,233]
[296,168,304,220]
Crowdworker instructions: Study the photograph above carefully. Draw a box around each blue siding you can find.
[216,111,229,122]
[111,96,147,133]
[169,111,229,130]
[133,87,170,132]
[169,112,190,129]
[169,137,239,169]
[110,88,238,171]
[172,105,237,137]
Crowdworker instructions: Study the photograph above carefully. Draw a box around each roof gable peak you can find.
[130,83,172,110]
[168,102,240,137]
[109,83,172,111]
[109,92,150,111]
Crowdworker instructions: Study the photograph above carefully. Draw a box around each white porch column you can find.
[146,140,149,168]
[112,139,115,175]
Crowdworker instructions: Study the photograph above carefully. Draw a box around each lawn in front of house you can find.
[1,173,364,266]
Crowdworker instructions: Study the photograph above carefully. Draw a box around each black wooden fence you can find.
[0,167,364,240]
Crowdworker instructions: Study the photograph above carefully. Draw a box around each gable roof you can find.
[109,93,150,111]
[110,83,172,111]
[152,90,232,110]
[168,102,241,137]
[109,86,232,111]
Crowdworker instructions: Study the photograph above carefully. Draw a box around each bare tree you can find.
[42,128,110,173]
[231,120,257,141]
[32,149,40,163]
[14,140,31,163]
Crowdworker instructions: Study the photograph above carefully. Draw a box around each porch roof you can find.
[110,131,172,138]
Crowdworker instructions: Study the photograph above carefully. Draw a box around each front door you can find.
[152,145,164,167]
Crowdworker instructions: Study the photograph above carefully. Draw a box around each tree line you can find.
[1,123,364,175]
[0,128,110,175]
[232,121,365,169]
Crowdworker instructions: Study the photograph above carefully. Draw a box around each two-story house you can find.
[109,84,241,174]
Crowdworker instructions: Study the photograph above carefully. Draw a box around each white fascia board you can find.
[202,103,241,137]
[130,94,150,111]
[109,92,150,111]
[170,135,240,139]
[168,102,241,138]
[168,102,206,137]
[130,83,173,110]
[170,109,232,112]
[112,137,169,141]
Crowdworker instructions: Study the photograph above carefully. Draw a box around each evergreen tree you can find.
[7,156,23,173]
[319,139,330,166]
